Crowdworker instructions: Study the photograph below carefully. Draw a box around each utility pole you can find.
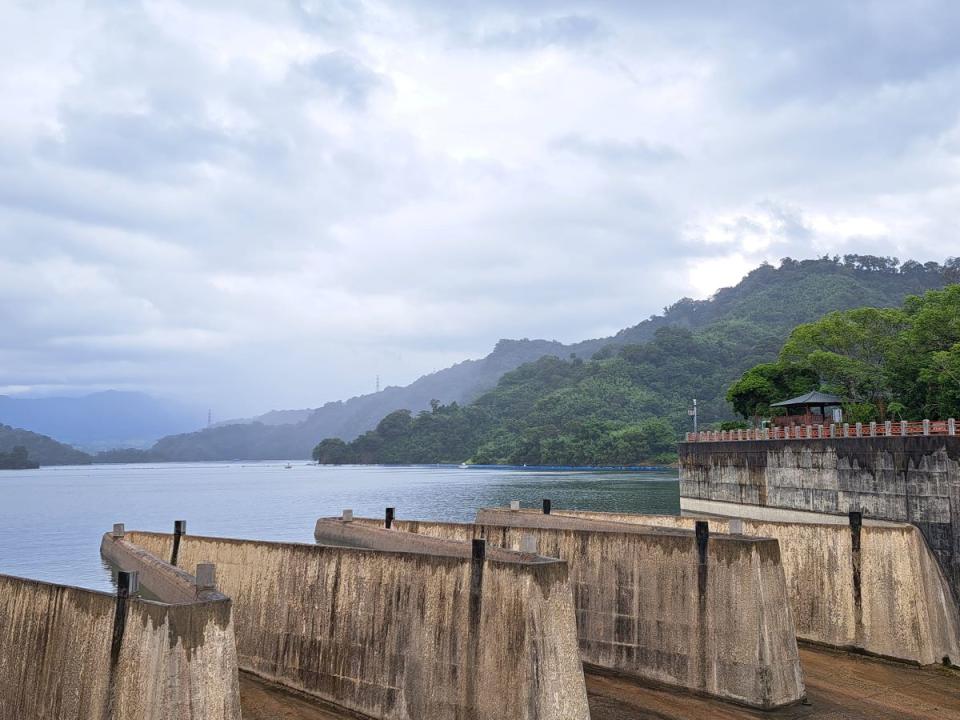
[689,398,698,434]
[207,409,212,428]
[376,375,380,393]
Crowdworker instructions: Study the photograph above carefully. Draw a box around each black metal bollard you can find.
[170,520,186,566]
[542,498,552,515]
[385,507,395,529]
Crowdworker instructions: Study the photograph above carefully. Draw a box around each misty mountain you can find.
[0,391,204,452]
[0,424,91,466]
[211,408,315,429]
[150,255,955,461]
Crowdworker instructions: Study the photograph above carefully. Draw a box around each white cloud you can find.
[1,1,958,416]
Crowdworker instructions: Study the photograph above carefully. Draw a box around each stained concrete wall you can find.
[126,530,590,720]
[678,436,960,601]
[0,572,240,720]
[554,507,960,666]
[333,513,805,709]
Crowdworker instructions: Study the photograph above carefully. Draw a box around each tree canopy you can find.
[728,285,960,422]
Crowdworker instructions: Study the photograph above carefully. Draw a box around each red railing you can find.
[771,413,832,428]
[685,419,957,443]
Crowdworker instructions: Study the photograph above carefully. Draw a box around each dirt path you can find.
[240,646,960,720]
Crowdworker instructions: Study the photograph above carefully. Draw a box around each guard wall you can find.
[0,572,240,720]
[554,508,960,666]
[678,436,960,600]
[331,512,805,709]
[125,530,589,720]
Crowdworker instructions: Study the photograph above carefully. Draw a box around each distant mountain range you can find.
[5,255,955,465]
[0,391,203,451]
[150,255,957,461]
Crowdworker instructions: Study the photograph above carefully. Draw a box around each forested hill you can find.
[156,255,955,461]
[313,256,958,465]
[0,424,92,466]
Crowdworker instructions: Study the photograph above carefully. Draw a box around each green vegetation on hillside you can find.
[0,424,91,466]
[0,445,39,470]
[728,284,960,423]
[313,255,959,465]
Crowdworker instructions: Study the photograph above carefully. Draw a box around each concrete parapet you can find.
[678,436,960,600]
[0,570,240,720]
[474,508,805,709]
[125,529,589,720]
[556,506,960,666]
[334,512,806,708]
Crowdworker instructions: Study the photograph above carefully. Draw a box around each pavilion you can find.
[770,390,844,426]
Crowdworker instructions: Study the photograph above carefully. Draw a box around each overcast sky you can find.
[2,1,959,417]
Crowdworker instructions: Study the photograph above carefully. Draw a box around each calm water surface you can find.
[0,462,679,592]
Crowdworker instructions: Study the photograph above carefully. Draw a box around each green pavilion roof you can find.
[771,391,844,408]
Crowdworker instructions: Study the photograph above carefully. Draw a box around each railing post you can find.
[843,423,850,438]
[829,424,836,438]
[855,422,862,437]
[950,419,957,436]
[869,421,876,437]
[900,420,908,436]
[923,419,931,436]
[885,420,892,436]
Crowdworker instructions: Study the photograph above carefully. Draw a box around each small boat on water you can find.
[458,463,469,469]
[284,463,292,469]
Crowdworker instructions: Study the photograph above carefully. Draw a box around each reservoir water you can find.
[0,462,679,592]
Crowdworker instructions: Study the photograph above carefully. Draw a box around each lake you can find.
[0,462,679,592]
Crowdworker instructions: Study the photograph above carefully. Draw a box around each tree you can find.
[312,438,355,464]
[726,362,818,422]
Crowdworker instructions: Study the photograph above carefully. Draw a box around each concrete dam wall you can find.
[678,436,960,601]
[554,508,960,666]
[125,529,590,720]
[0,571,240,720]
[324,512,806,709]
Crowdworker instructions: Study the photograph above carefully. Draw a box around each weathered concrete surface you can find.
[126,530,590,720]
[554,507,960,666]
[335,512,805,709]
[678,436,960,600]
[0,572,241,720]
[101,533,220,604]
[476,509,805,709]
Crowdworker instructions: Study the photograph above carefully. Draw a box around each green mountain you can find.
[728,283,960,423]
[0,424,92,466]
[313,256,958,465]
[150,255,955,462]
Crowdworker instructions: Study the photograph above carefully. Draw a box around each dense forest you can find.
[155,254,955,461]
[313,255,959,466]
[0,445,39,470]
[728,284,960,423]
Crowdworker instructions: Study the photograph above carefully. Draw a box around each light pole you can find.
[689,398,698,434]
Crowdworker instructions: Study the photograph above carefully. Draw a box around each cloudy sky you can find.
[2,1,959,417]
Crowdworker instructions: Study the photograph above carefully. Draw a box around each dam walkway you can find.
[242,645,960,720]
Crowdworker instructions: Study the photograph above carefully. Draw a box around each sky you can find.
[2,1,959,417]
